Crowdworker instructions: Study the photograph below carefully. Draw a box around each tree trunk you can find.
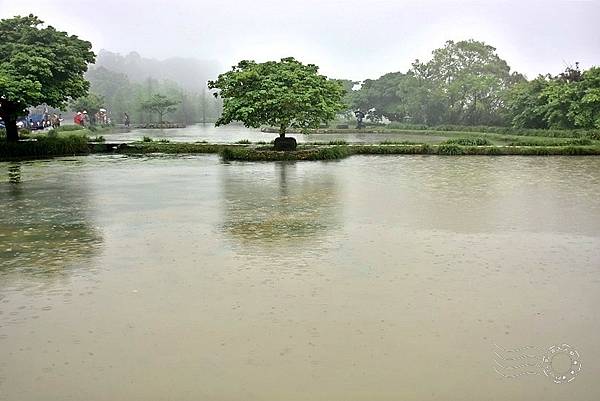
[1,101,23,142]
[5,118,19,142]
[1,113,19,142]
[274,124,296,151]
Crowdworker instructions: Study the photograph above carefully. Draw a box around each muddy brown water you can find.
[1,155,599,400]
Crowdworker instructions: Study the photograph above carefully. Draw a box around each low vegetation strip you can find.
[443,137,492,146]
[0,135,90,160]
[349,144,600,156]
[3,140,600,161]
[118,142,227,154]
[220,146,350,161]
[505,137,593,146]
[383,123,600,140]
[264,125,600,140]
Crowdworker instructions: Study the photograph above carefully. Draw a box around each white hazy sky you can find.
[1,0,599,80]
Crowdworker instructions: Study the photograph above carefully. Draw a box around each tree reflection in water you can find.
[220,161,342,248]
[7,163,21,184]
[0,160,103,283]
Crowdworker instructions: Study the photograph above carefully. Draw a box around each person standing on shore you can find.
[74,111,83,125]
[124,112,130,128]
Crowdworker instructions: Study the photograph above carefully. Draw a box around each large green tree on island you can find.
[0,15,95,141]
[208,57,345,150]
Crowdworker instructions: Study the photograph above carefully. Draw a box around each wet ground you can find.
[1,155,599,400]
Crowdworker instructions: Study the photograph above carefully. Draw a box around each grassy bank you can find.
[0,125,114,161]
[384,123,600,140]
[349,144,600,156]
[118,142,227,154]
[120,143,600,161]
[262,124,600,141]
[0,135,90,160]
[221,146,350,161]
[3,138,600,162]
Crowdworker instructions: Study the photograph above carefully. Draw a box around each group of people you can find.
[95,109,110,125]
[71,110,131,128]
[49,113,63,129]
[73,111,89,126]
[73,109,112,126]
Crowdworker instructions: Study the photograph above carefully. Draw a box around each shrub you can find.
[379,140,422,145]
[350,144,430,154]
[90,135,105,142]
[118,143,224,154]
[437,144,463,155]
[0,135,90,160]
[55,125,86,132]
[507,137,593,146]
[444,137,491,146]
[142,136,153,142]
[220,146,350,161]
[316,146,350,159]
[235,139,251,144]
[328,140,348,145]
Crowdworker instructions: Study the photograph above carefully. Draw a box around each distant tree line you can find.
[506,63,600,129]
[83,66,223,125]
[342,40,599,129]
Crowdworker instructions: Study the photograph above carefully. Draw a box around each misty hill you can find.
[90,50,221,92]
[84,51,223,125]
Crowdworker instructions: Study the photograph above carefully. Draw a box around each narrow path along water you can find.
[1,155,599,401]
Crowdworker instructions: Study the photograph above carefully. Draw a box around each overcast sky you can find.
[1,0,599,80]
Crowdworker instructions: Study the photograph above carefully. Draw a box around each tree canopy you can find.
[346,39,526,126]
[139,93,180,124]
[412,40,525,125]
[352,72,407,122]
[85,65,223,125]
[208,57,346,136]
[70,93,105,118]
[506,64,600,129]
[0,14,95,141]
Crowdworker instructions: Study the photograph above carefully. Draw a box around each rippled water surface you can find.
[1,155,599,401]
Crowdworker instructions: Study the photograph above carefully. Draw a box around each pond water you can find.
[102,123,451,144]
[1,155,599,401]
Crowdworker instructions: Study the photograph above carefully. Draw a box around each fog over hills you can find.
[90,50,222,91]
